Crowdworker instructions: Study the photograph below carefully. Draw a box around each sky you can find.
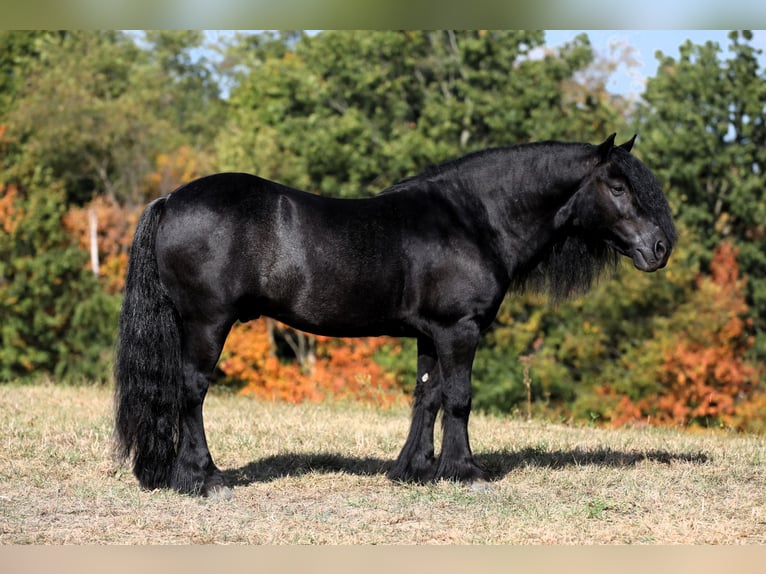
[543,30,766,98]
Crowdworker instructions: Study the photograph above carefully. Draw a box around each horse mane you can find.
[383,141,670,302]
[510,234,620,301]
[384,141,598,200]
[610,148,678,246]
[383,147,503,194]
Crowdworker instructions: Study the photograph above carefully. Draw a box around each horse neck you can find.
[496,143,594,201]
[454,144,597,274]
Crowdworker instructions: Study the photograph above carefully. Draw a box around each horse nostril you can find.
[654,240,667,260]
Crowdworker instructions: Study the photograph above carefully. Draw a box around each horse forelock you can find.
[610,148,677,246]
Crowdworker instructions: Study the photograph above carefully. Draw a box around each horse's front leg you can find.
[171,319,232,499]
[433,321,489,484]
[388,337,441,483]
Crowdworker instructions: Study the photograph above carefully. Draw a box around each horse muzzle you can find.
[631,238,671,272]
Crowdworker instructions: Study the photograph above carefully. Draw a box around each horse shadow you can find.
[223,447,709,487]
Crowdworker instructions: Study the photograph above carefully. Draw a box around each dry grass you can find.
[1,382,765,544]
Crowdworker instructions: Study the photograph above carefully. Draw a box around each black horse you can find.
[115,134,676,497]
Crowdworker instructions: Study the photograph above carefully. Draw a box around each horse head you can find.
[555,133,677,272]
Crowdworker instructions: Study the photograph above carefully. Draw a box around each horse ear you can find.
[619,134,637,153]
[597,133,617,163]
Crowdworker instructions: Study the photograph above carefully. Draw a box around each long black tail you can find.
[114,197,182,489]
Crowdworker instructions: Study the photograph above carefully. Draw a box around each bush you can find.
[0,172,120,382]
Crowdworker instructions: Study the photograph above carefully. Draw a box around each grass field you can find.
[1,382,765,544]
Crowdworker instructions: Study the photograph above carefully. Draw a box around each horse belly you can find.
[222,214,398,335]
[255,256,404,337]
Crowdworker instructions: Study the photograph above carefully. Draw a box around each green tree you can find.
[0,31,227,385]
[4,31,224,206]
[142,30,227,146]
[0,169,119,382]
[217,30,625,197]
[0,31,48,118]
[5,31,157,204]
[636,30,766,355]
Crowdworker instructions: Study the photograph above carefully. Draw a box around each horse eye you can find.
[610,184,625,196]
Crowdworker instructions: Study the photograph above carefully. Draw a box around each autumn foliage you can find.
[144,145,213,197]
[61,146,211,293]
[219,319,408,408]
[0,183,22,235]
[602,243,761,430]
[0,128,21,234]
[63,196,140,294]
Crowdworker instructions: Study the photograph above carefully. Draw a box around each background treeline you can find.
[2,30,765,432]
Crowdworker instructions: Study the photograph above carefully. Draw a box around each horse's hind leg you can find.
[387,337,441,483]
[171,316,233,498]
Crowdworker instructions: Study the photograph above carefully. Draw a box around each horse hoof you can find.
[469,479,494,493]
[206,485,234,501]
